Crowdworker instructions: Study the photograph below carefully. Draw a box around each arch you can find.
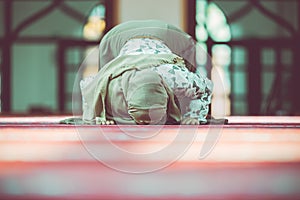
[83,3,106,40]
[195,0,232,117]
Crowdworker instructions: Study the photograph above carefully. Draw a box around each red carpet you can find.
[0,116,300,199]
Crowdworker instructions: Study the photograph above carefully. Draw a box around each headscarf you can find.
[81,53,184,124]
[99,20,196,70]
[122,69,169,125]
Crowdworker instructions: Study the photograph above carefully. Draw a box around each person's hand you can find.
[181,117,199,125]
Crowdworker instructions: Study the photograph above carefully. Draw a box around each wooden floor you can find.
[0,115,300,199]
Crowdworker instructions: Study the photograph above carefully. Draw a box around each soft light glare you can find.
[205,3,231,42]
[210,24,231,42]
[211,66,231,116]
[83,17,106,40]
[196,1,232,116]
[212,45,231,67]
[207,3,226,28]
[211,95,230,117]
[196,0,207,24]
[196,24,208,42]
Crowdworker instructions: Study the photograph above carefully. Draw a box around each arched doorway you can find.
[82,3,106,79]
[195,0,232,117]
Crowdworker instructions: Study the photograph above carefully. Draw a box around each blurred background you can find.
[0,0,299,117]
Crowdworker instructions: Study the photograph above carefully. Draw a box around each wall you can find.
[2,0,187,113]
[12,44,57,112]
[0,1,3,37]
[215,1,298,39]
[0,0,298,114]
[0,1,97,113]
[116,0,185,30]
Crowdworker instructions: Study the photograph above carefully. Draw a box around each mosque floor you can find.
[0,115,300,199]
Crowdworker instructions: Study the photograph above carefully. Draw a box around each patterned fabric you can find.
[98,20,196,70]
[119,38,172,56]
[120,38,213,122]
[81,53,184,123]
[152,64,213,122]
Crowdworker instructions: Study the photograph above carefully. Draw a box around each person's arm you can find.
[182,99,210,124]
[153,64,213,125]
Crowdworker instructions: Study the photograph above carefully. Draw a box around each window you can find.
[61,3,107,112]
[82,4,106,79]
[83,4,106,41]
[195,0,231,117]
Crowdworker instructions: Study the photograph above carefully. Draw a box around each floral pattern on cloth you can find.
[119,38,172,56]
[152,64,213,122]
[120,38,213,122]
